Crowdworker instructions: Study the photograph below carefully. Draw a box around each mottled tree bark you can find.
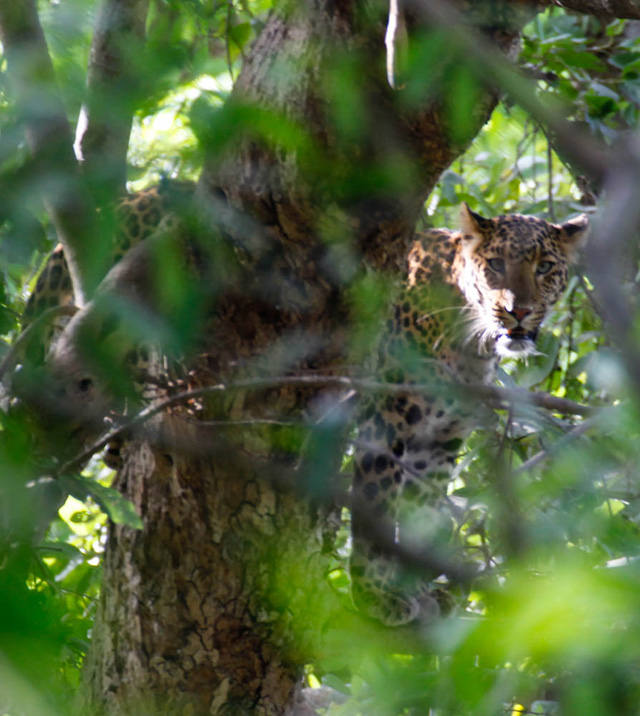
[83,434,337,715]
[82,1,541,714]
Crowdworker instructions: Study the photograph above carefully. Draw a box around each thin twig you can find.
[547,136,556,222]
[52,373,596,479]
[513,414,601,474]
[225,0,235,83]
[496,405,527,558]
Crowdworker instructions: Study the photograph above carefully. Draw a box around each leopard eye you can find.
[536,260,554,275]
[487,257,505,274]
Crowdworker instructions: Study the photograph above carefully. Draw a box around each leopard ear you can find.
[460,202,491,239]
[556,213,589,250]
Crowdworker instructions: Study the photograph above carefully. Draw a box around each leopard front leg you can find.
[351,391,468,625]
[350,452,420,626]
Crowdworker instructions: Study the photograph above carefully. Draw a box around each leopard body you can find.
[351,204,588,625]
[22,194,588,615]
[20,181,194,466]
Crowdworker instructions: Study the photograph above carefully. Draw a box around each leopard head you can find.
[454,203,589,358]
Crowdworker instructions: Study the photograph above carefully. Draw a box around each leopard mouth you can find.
[495,327,539,357]
[507,326,537,340]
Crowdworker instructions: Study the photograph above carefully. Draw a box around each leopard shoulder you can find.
[23,182,193,330]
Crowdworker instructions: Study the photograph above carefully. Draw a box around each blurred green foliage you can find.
[0,3,639,716]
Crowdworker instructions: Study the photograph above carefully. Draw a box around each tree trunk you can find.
[82,431,339,715]
[82,1,539,714]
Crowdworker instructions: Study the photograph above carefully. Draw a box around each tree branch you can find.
[74,0,150,199]
[407,0,611,189]
[552,0,640,19]
[514,415,601,475]
[0,0,102,305]
[585,141,640,397]
[49,373,595,479]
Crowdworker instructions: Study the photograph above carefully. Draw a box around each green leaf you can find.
[589,81,620,100]
[556,48,605,72]
[440,170,463,205]
[37,541,84,561]
[229,22,252,53]
[60,475,143,529]
[584,91,618,120]
[514,332,560,389]
[322,673,351,695]
[445,63,482,147]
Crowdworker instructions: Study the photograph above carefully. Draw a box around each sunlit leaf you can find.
[60,476,143,529]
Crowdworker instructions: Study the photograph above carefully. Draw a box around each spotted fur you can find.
[22,181,194,467]
[351,204,589,625]
[23,183,192,327]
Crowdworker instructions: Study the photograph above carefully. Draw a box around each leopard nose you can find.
[511,307,532,322]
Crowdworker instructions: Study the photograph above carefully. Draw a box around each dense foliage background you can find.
[0,2,639,715]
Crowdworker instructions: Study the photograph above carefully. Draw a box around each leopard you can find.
[17,180,195,465]
[351,203,589,626]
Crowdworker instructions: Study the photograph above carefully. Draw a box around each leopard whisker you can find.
[415,305,469,324]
